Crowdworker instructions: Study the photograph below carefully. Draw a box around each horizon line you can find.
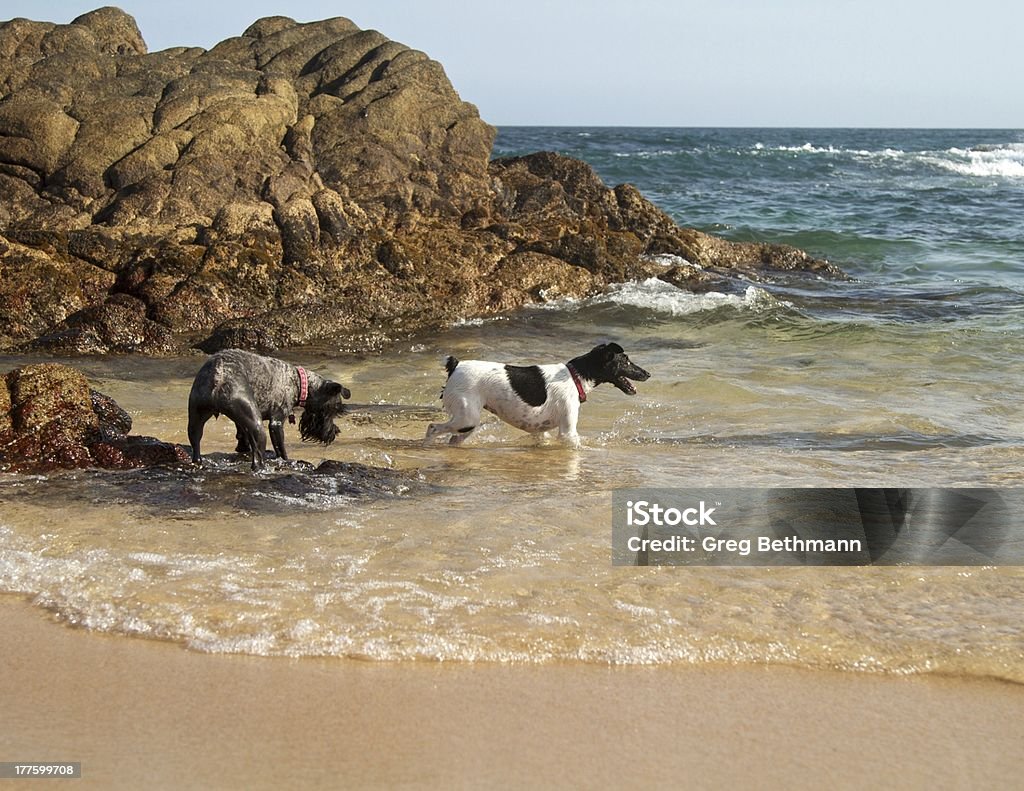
[488,124,1024,131]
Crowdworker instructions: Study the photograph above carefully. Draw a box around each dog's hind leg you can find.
[424,421,453,443]
[425,420,457,442]
[447,425,477,446]
[425,395,480,445]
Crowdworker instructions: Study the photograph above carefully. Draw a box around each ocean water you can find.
[1,128,1023,681]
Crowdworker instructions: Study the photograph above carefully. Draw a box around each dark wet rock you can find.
[0,9,841,355]
[22,293,175,354]
[90,387,132,434]
[0,362,190,472]
[89,433,192,469]
[194,325,281,355]
[250,459,432,506]
[311,458,411,481]
[0,457,436,515]
[656,262,735,294]
[489,152,841,285]
[2,362,100,469]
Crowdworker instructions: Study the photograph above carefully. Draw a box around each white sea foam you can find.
[534,277,784,316]
[4,521,1024,680]
[607,279,782,315]
[753,142,904,159]
[612,149,680,159]
[931,144,1024,179]
[643,252,698,268]
[127,551,168,565]
[776,143,841,154]
[752,140,1024,179]
[452,315,508,327]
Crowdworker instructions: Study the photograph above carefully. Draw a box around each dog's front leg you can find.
[234,427,249,455]
[227,401,267,471]
[249,424,268,470]
[560,432,582,450]
[268,418,288,460]
[187,405,213,464]
[558,416,582,450]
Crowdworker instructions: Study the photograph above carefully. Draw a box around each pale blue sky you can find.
[4,1,1022,127]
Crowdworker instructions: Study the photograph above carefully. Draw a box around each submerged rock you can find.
[0,9,841,355]
[0,455,434,513]
[0,362,189,472]
[243,459,433,507]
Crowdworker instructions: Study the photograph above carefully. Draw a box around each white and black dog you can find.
[425,343,650,448]
[188,349,351,470]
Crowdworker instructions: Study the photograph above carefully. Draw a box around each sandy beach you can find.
[1,597,1022,790]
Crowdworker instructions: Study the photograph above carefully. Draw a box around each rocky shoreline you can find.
[0,8,841,472]
[1,8,839,357]
[0,362,188,472]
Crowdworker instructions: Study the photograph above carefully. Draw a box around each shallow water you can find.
[2,127,1023,680]
[1,287,1022,680]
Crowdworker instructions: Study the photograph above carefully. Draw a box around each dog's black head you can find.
[299,381,351,445]
[571,343,651,395]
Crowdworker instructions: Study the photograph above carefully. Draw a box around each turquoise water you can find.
[1,129,1023,679]
[495,127,1024,325]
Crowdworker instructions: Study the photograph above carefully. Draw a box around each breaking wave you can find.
[932,144,1024,179]
[535,278,788,317]
[751,140,1024,180]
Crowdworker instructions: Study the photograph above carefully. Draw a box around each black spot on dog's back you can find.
[504,365,547,407]
[445,356,459,377]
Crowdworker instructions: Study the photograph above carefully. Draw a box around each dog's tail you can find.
[444,356,459,378]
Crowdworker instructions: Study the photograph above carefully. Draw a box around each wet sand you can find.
[1,599,1022,790]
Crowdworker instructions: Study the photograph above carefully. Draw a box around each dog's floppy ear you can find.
[325,381,352,400]
[603,342,624,359]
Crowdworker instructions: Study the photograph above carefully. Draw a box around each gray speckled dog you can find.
[188,349,351,470]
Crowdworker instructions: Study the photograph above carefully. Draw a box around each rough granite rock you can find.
[0,8,841,354]
[0,362,190,471]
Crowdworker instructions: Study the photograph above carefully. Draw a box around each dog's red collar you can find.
[567,363,587,404]
[296,366,309,407]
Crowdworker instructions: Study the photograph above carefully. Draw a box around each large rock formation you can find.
[0,362,190,471]
[0,8,839,354]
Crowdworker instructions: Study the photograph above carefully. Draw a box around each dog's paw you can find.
[562,434,583,450]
